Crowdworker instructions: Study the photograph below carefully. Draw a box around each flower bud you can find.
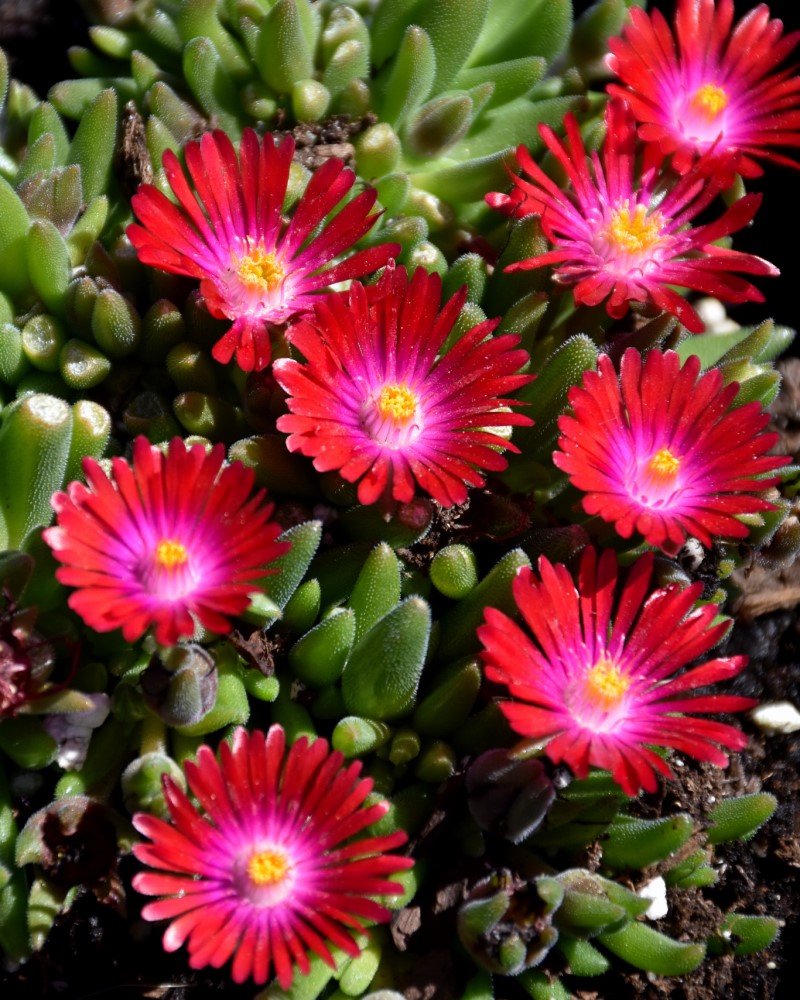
[121,751,186,819]
[458,870,561,975]
[141,644,217,729]
[466,748,555,843]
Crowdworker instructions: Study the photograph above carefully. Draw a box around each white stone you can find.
[749,701,800,735]
[638,876,668,921]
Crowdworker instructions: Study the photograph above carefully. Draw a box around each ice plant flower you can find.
[485,100,777,333]
[607,0,800,177]
[478,547,756,796]
[273,266,533,507]
[43,437,288,646]
[132,725,413,988]
[127,128,400,372]
[553,348,789,555]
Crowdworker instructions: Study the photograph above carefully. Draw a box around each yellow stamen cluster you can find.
[247,849,290,886]
[377,383,418,423]
[691,83,729,118]
[606,203,664,255]
[154,539,188,569]
[649,447,681,479]
[585,654,631,709]
[234,246,285,291]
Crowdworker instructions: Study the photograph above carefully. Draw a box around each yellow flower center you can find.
[585,654,631,709]
[377,383,418,423]
[234,246,285,292]
[247,848,291,887]
[691,83,729,119]
[649,447,681,480]
[154,539,188,569]
[606,203,664,255]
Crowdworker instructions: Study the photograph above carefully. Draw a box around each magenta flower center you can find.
[568,652,633,731]
[690,82,729,120]
[606,203,665,256]
[234,844,296,908]
[144,537,198,601]
[154,539,188,569]
[248,847,291,886]
[361,382,423,449]
[628,446,684,509]
[585,654,631,709]
[233,246,286,293]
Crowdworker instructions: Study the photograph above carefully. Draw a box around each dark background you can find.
[0,0,798,332]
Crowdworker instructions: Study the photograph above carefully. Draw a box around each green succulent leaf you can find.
[348,542,402,642]
[68,88,118,203]
[602,814,695,870]
[342,596,431,719]
[706,793,777,845]
[598,922,706,976]
[290,609,356,687]
[0,175,32,297]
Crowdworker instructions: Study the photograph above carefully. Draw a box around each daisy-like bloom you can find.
[132,725,413,988]
[127,128,400,372]
[485,100,777,333]
[273,265,533,507]
[478,547,756,796]
[554,349,789,555]
[43,437,288,646]
[607,0,800,177]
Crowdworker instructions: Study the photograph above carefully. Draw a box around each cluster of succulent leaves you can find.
[0,1,796,997]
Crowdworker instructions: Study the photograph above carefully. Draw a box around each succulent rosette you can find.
[486,99,778,332]
[273,265,533,507]
[44,437,288,646]
[128,128,400,372]
[132,725,413,988]
[607,0,800,177]
[479,547,755,797]
[553,348,789,555]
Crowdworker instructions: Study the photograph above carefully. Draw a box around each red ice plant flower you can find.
[44,437,288,646]
[273,265,533,507]
[553,349,789,555]
[127,128,399,372]
[607,0,800,177]
[479,547,755,797]
[485,100,777,333]
[132,725,413,988]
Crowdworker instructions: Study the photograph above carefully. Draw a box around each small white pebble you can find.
[750,701,800,735]
[707,796,716,805]
[767,962,777,970]
[674,757,685,767]
[638,876,669,921]
[695,297,728,326]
